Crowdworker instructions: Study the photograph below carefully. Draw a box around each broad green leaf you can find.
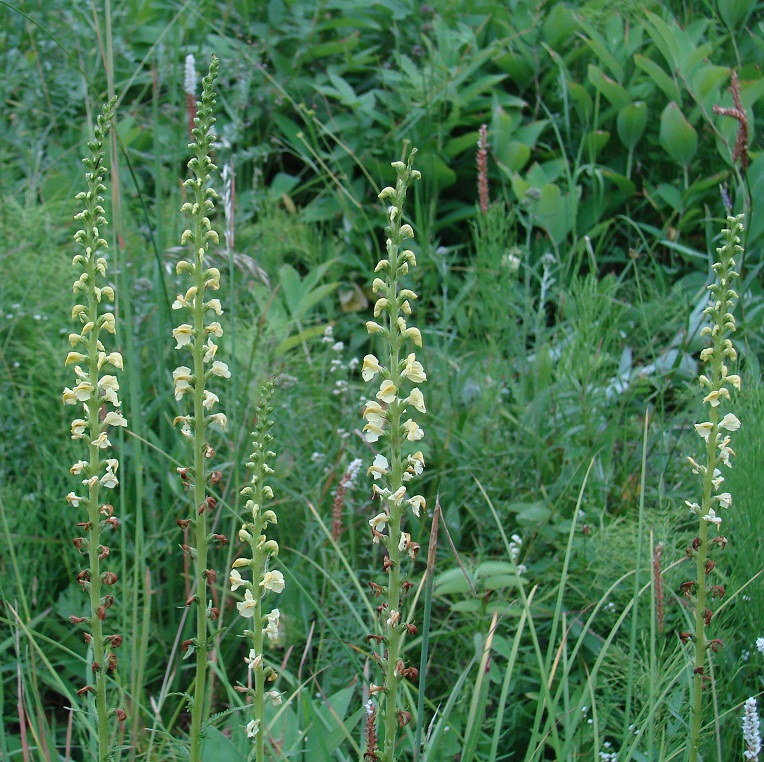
[435,567,475,596]
[476,561,516,577]
[509,501,552,523]
[576,17,625,82]
[201,728,243,762]
[496,141,531,173]
[659,102,698,167]
[587,64,630,109]
[634,54,682,103]
[542,3,577,48]
[584,129,610,156]
[616,102,648,151]
[717,0,756,29]
[567,81,593,122]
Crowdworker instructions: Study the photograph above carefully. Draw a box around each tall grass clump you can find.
[683,212,744,760]
[362,149,426,761]
[169,55,230,762]
[64,96,127,762]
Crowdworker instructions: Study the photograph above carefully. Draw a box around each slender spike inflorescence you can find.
[362,150,425,761]
[683,213,744,761]
[64,97,127,761]
[184,54,198,139]
[229,379,284,759]
[477,124,489,214]
[743,697,762,761]
[170,55,228,762]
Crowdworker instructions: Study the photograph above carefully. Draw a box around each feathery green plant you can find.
[684,212,744,760]
[361,149,426,761]
[64,96,126,762]
[169,55,229,762]
[229,379,285,760]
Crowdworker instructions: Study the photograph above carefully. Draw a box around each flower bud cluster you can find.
[230,380,284,747]
[63,97,125,736]
[362,151,424,760]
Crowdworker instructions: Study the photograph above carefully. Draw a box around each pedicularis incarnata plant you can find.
[170,55,230,762]
[362,150,426,761]
[229,379,285,758]
[682,213,744,761]
[64,97,127,762]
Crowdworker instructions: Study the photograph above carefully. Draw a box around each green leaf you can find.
[584,129,610,157]
[659,102,698,167]
[616,102,648,151]
[576,18,625,82]
[435,567,475,596]
[542,3,577,48]
[567,81,593,123]
[509,501,551,523]
[587,65,630,109]
[201,728,242,762]
[717,0,756,29]
[496,141,531,173]
[633,54,681,103]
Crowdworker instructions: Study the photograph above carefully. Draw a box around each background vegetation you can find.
[1,0,763,759]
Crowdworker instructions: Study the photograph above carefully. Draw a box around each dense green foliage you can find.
[1,0,763,760]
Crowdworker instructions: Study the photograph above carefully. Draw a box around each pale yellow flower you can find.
[401,354,426,384]
[702,508,722,526]
[230,568,245,592]
[210,360,231,378]
[719,412,741,431]
[377,380,397,404]
[260,570,285,594]
[102,410,127,427]
[407,495,426,517]
[264,608,280,639]
[362,354,384,382]
[237,589,257,618]
[368,454,390,480]
[403,419,424,441]
[369,512,389,532]
[406,388,426,413]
